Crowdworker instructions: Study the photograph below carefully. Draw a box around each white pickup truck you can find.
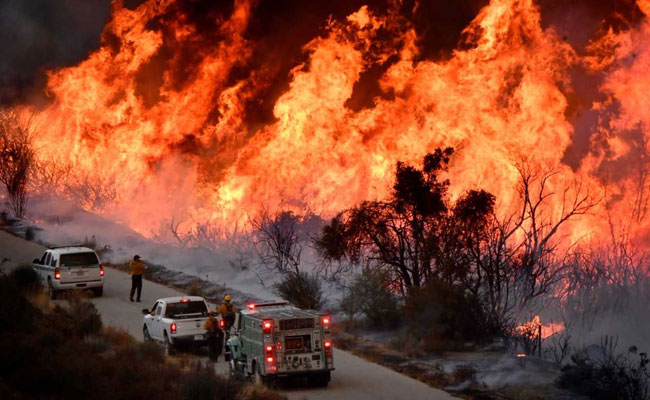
[142,296,216,355]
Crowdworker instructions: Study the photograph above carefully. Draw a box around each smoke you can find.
[24,195,280,300]
[0,0,110,105]
[0,0,491,115]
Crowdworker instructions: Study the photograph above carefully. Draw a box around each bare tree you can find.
[544,319,572,366]
[251,210,304,274]
[0,110,34,218]
[29,157,73,196]
[459,163,597,334]
[514,164,595,302]
[63,172,117,211]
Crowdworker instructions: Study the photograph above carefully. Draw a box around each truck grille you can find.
[279,318,314,330]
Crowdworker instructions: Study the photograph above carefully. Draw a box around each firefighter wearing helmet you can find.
[204,310,224,361]
[218,294,237,333]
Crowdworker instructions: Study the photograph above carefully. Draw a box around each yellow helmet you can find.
[224,294,232,301]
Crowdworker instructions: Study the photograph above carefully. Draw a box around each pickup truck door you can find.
[145,302,161,340]
[152,303,164,339]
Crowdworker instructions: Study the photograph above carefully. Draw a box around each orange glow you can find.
[11,0,650,248]
[517,315,565,340]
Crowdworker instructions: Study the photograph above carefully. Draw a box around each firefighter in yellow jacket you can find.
[204,311,223,361]
[129,255,145,302]
[218,294,237,332]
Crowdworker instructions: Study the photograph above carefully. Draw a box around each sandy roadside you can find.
[0,230,45,270]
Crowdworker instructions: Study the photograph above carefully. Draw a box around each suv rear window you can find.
[165,301,208,318]
[60,252,99,267]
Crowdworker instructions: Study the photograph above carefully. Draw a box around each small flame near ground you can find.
[517,315,566,340]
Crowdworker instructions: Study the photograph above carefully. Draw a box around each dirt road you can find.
[0,231,457,400]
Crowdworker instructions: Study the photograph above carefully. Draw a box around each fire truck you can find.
[225,301,334,386]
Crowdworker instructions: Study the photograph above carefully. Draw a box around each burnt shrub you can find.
[450,364,478,387]
[557,340,650,400]
[182,361,241,400]
[49,298,102,338]
[239,385,287,400]
[24,226,35,240]
[9,264,41,292]
[274,270,324,310]
[0,274,38,332]
[343,268,401,329]
[403,279,488,352]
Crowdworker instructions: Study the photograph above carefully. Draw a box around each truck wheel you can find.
[253,362,264,386]
[47,279,57,300]
[143,326,152,342]
[164,333,176,356]
[92,287,103,297]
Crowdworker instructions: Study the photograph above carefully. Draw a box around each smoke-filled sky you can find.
[2,0,650,241]
[1,0,642,106]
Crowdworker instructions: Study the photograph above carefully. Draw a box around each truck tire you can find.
[143,326,152,342]
[253,362,264,386]
[92,287,103,297]
[47,279,58,300]
[164,333,176,356]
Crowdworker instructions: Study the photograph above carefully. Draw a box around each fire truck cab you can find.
[225,301,334,386]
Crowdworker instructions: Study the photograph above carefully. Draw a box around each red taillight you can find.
[265,343,276,368]
[219,319,225,329]
[262,319,273,334]
[321,315,331,326]
[99,264,105,277]
[247,303,256,310]
[181,298,189,303]
[170,323,177,334]
[54,267,61,280]
[324,340,333,366]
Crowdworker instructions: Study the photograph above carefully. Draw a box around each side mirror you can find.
[33,258,40,264]
[141,309,150,315]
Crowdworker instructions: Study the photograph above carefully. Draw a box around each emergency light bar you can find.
[246,301,289,310]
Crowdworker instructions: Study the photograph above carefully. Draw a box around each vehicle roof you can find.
[241,304,320,319]
[156,296,207,303]
[47,246,97,255]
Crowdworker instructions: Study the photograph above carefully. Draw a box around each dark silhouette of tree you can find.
[317,149,596,336]
[316,147,495,294]
[0,110,34,218]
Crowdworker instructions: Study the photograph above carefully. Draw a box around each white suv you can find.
[33,246,105,299]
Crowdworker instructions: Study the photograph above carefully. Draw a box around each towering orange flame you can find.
[17,0,650,242]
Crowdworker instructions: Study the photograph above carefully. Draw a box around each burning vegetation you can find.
[0,0,647,241]
[2,0,650,397]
